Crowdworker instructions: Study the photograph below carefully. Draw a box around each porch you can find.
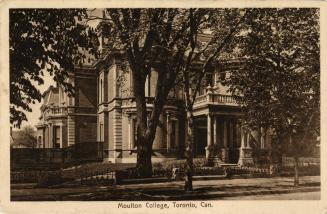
[193,114,254,166]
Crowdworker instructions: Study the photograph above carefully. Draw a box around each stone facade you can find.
[36,52,271,166]
[36,67,97,149]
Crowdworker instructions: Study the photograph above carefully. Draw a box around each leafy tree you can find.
[10,9,97,128]
[97,8,253,180]
[175,8,254,191]
[11,125,37,148]
[98,9,211,177]
[22,125,38,148]
[223,8,319,186]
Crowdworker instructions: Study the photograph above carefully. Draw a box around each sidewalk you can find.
[11,176,320,201]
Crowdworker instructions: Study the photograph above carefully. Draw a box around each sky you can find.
[17,9,102,130]
[20,72,55,129]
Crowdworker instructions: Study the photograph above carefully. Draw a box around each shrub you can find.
[152,158,209,178]
[153,158,206,171]
[193,166,225,176]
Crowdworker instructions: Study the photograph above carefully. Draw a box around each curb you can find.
[155,186,321,200]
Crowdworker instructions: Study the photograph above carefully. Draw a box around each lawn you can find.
[61,162,136,180]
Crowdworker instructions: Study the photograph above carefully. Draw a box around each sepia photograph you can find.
[0,1,326,213]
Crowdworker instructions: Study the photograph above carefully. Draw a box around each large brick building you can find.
[36,48,272,165]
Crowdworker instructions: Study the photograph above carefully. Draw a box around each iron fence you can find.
[11,142,104,166]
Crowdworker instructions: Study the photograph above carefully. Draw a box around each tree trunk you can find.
[184,110,194,191]
[133,71,152,177]
[276,137,283,173]
[294,155,299,186]
[136,135,153,177]
[290,134,300,187]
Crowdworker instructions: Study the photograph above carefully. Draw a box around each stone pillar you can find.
[246,132,250,148]
[48,124,51,148]
[113,109,122,162]
[238,128,254,166]
[128,116,135,150]
[59,123,63,148]
[67,113,75,146]
[166,113,171,153]
[112,64,118,98]
[205,113,214,159]
[221,119,229,162]
[49,123,53,148]
[213,117,217,146]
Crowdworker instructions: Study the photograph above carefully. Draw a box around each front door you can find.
[194,127,207,157]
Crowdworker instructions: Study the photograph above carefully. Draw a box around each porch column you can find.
[213,117,217,146]
[246,132,250,148]
[238,128,254,166]
[205,113,214,159]
[221,118,229,162]
[241,128,245,148]
[59,123,63,148]
[49,123,53,148]
[166,113,171,152]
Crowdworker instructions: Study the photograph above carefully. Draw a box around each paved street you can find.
[221,191,320,200]
[11,176,320,201]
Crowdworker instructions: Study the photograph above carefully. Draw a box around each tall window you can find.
[100,79,103,103]
[100,123,103,142]
[53,126,60,148]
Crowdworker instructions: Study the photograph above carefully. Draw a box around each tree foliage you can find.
[97,8,261,178]
[98,9,210,176]
[222,8,319,184]
[10,9,98,127]
[225,8,319,132]
[173,8,253,191]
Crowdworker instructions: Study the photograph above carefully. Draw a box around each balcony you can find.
[194,93,239,107]
[44,106,67,119]
[119,93,238,110]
